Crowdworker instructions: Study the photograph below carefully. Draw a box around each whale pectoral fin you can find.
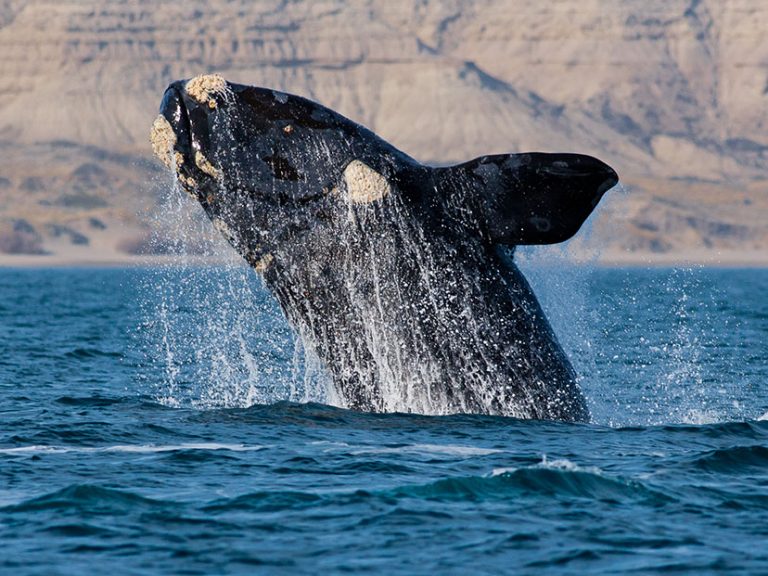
[438,153,619,245]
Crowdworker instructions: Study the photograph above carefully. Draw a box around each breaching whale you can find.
[150,74,618,422]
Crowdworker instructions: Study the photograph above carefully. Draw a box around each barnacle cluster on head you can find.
[185,74,229,109]
[150,115,177,168]
[195,151,221,179]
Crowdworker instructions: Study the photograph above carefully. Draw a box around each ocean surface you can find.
[1,265,767,575]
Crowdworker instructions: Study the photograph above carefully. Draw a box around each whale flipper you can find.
[435,153,616,245]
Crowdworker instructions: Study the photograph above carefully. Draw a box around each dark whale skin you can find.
[153,77,619,422]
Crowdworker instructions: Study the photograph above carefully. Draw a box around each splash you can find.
[144,81,747,423]
[517,186,748,426]
[140,163,749,423]
[138,167,328,409]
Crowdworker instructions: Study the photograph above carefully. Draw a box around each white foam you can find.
[759,411,768,422]
[536,454,603,474]
[309,440,351,453]
[350,443,502,457]
[0,443,265,455]
[0,445,71,455]
[681,408,721,425]
[491,455,603,477]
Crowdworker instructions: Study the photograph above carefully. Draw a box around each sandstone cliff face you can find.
[0,0,765,260]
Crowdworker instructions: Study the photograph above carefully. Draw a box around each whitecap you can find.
[489,455,603,478]
[535,454,603,475]
[490,467,518,476]
[0,443,266,455]
[350,443,503,457]
[0,445,72,455]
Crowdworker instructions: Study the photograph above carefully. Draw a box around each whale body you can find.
[150,74,619,422]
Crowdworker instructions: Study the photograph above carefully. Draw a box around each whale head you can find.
[150,74,404,270]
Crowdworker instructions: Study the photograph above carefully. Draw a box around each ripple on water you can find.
[1,268,767,574]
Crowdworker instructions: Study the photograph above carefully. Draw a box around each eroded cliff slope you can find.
[0,0,765,261]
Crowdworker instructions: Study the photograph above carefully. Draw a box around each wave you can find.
[196,461,669,514]
[53,395,161,408]
[185,401,584,433]
[203,491,323,513]
[624,419,768,439]
[63,348,122,360]
[1,485,167,514]
[35,396,768,435]
[0,443,266,456]
[691,444,768,473]
[159,400,768,436]
[349,443,502,458]
[388,465,666,504]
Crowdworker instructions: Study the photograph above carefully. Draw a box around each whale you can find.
[150,74,619,422]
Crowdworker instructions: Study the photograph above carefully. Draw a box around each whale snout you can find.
[151,75,230,193]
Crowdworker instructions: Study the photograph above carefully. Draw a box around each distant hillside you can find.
[0,0,766,263]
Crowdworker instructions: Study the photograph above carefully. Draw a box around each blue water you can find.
[1,266,767,574]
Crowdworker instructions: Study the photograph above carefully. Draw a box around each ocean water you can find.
[1,265,767,574]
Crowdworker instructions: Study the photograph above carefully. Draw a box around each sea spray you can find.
[139,155,751,425]
[137,171,323,409]
[516,183,749,426]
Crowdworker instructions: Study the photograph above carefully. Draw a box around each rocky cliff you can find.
[0,0,766,262]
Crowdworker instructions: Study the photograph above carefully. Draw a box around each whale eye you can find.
[263,155,302,181]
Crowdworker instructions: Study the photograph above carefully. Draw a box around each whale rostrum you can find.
[151,74,619,422]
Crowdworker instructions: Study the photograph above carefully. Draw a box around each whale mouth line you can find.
[160,85,193,159]
[152,83,218,193]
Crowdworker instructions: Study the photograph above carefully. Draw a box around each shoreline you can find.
[1,250,767,269]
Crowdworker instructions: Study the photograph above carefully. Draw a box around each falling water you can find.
[137,169,329,409]
[518,186,749,426]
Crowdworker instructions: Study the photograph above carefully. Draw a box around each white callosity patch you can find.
[251,253,274,273]
[177,172,196,195]
[213,217,273,272]
[212,217,237,245]
[343,160,391,204]
[150,115,177,168]
[185,73,228,109]
[195,150,221,179]
[150,114,195,196]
